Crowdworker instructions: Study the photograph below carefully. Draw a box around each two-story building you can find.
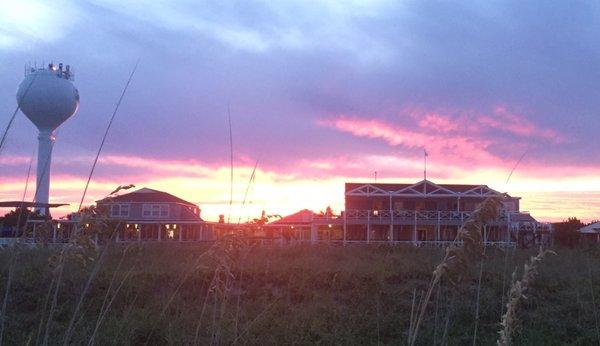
[269,179,548,247]
[96,187,216,241]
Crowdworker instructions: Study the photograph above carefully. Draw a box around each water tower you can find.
[16,63,79,215]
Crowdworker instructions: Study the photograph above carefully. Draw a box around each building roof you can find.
[510,213,537,223]
[345,179,516,198]
[269,209,316,225]
[579,222,600,234]
[96,188,197,207]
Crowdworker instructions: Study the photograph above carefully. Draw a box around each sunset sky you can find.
[2,1,600,222]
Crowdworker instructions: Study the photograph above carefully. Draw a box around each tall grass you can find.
[0,243,597,344]
[497,247,555,345]
[408,197,502,345]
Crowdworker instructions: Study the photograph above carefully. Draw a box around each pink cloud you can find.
[406,105,561,143]
[0,155,32,166]
[418,113,459,133]
[479,106,562,142]
[319,116,503,166]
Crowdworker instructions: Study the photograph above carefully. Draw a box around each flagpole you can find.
[424,149,427,182]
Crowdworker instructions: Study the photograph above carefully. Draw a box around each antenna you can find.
[423,149,428,182]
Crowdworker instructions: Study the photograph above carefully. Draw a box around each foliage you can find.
[318,206,335,217]
[553,217,585,248]
[408,197,502,345]
[250,210,281,226]
[498,247,556,345]
[0,207,43,228]
[0,244,596,344]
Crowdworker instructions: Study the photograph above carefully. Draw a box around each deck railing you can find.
[315,209,513,222]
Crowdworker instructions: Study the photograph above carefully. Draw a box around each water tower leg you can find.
[35,130,55,216]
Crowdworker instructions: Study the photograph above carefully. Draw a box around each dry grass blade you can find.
[585,255,600,344]
[144,234,246,345]
[409,197,502,346]
[472,246,487,346]
[43,263,64,346]
[35,274,56,346]
[87,264,135,345]
[87,243,137,346]
[497,247,555,346]
[63,225,119,345]
[0,249,17,345]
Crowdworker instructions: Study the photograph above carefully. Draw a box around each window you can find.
[110,204,130,217]
[142,204,169,218]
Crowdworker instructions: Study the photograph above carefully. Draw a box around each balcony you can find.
[337,209,510,222]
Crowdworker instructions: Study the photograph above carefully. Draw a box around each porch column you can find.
[437,211,441,242]
[413,211,417,244]
[367,213,371,243]
[178,225,182,242]
[483,225,487,244]
[157,224,162,241]
[137,225,141,242]
[343,211,347,245]
[198,225,203,241]
[52,224,57,243]
[310,224,318,244]
[507,213,511,243]
[389,194,394,243]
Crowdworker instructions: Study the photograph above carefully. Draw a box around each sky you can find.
[1,0,600,222]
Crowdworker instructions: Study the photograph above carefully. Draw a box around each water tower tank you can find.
[16,63,79,215]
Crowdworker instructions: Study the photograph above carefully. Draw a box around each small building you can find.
[97,187,202,221]
[578,222,600,243]
[267,209,316,241]
[95,187,215,242]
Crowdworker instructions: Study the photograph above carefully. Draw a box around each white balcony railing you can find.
[339,209,511,222]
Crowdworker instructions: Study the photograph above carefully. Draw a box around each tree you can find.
[553,217,584,248]
[0,207,44,228]
[251,210,281,226]
[318,206,334,217]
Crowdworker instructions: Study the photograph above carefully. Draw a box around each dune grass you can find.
[0,243,597,345]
